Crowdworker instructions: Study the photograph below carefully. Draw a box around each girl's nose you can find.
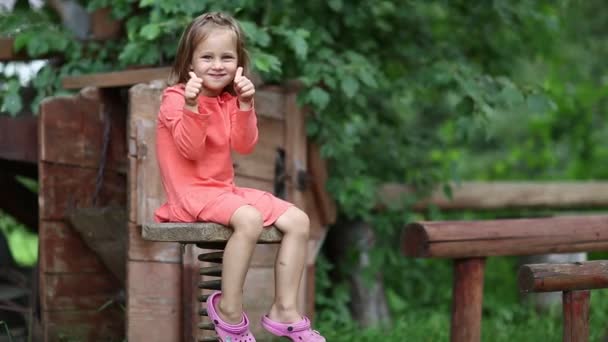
[211,59,223,69]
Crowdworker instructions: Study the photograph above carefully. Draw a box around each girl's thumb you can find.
[235,67,243,80]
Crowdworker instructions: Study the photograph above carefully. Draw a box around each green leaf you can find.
[1,80,23,116]
[140,23,161,40]
[252,52,281,73]
[328,0,343,12]
[139,0,156,7]
[340,75,359,98]
[307,87,330,110]
[526,93,552,114]
[287,30,309,60]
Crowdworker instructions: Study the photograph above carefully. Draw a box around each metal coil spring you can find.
[196,242,226,342]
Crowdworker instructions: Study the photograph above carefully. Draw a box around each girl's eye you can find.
[222,56,235,60]
[202,55,212,60]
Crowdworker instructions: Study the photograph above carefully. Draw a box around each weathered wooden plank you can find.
[255,86,285,120]
[518,261,608,293]
[234,177,274,194]
[183,245,201,342]
[128,221,181,263]
[68,207,127,284]
[63,67,172,89]
[142,222,283,243]
[284,85,307,210]
[0,115,38,163]
[43,308,124,342]
[305,186,325,241]
[251,244,280,267]
[39,221,107,274]
[380,181,608,210]
[127,260,182,342]
[131,117,164,225]
[128,154,138,223]
[232,116,284,182]
[41,273,121,311]
[308,142,336,226]
[90,7,122,40]
[39,162,126,220]
[39,87,127,172]
[0,37,32,61]
[402,215,608,258]
[451,258,485,342]
[563,290,590,342]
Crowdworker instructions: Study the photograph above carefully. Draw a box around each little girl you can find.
[154,12,326,342]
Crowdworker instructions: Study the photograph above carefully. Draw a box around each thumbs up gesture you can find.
[233,67,255,109]
[185,71,203,107]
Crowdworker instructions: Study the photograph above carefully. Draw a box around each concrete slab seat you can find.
[143,222,283,244]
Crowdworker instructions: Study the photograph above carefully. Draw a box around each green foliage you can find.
[3,1,608,339]
[0,210,38,267]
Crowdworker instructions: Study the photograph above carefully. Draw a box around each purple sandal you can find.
[261,315,326,341]
[206,291,256,342]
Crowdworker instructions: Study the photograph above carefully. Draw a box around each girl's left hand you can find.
[234,67,255,109]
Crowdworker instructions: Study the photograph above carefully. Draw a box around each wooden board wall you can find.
[38,87,126,341]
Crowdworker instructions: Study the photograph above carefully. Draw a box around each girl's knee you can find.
[230,205,264,239]
[281,207,310,238]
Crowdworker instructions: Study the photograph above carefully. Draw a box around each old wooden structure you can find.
[518,260,608,342]
[35,67,336,341]
[400,183,608,342]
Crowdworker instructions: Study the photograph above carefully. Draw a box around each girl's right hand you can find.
[184,71,203,106]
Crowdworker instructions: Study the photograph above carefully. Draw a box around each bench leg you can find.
[451,257,485,342]
[563,290,590,342]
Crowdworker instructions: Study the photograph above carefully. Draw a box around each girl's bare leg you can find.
[217,205,264,324]
[268,206,310,322]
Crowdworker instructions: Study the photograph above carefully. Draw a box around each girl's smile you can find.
[190,28,238,97]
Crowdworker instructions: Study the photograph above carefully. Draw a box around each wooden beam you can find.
[0,116,38,163]
[0,38,26,61]
[563,290,590,342]
[62,67,171,89]
[402,215,608,258]
[518,261,608,293]
[451,258,485,342]
[379,181,608,210]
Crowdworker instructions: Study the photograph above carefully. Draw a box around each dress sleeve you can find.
[230,100,259,154]
[158,86,211,161]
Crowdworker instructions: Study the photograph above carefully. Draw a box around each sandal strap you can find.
[264,315,311,332]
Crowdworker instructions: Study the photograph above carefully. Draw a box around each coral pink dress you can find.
[154,85,292,226]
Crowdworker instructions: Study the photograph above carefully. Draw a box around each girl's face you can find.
[190,28,238,97]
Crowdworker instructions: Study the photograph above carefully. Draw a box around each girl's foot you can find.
[206,291,256,342]
[261,315,326,342]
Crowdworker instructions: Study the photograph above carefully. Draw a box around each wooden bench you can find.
[142,222,283,341]
[518,260,608,342]
[401,215,608,342]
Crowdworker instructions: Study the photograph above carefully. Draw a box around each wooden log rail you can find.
[518,261,608,342]
[401,215,608,342]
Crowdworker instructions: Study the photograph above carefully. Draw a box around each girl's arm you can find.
[229,102,259,154]
[158,87,210,160]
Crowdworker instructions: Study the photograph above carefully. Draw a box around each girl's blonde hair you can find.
[170,12,250,94]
